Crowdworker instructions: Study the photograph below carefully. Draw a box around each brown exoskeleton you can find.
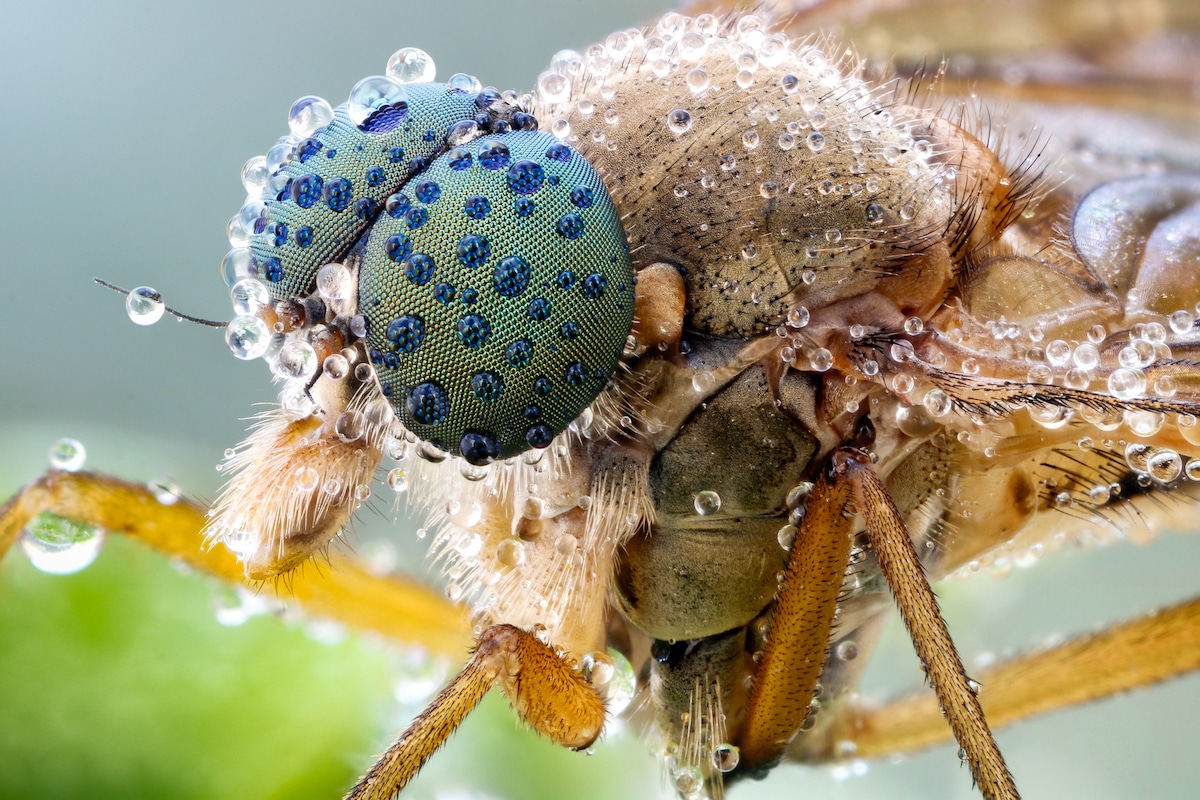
[4,3,1200,799]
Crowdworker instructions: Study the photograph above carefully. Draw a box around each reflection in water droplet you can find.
[385,47,436,84]
[21,512,105,574]
[126,286,165,325]
[48,438,86,471]
[693,490,721,515]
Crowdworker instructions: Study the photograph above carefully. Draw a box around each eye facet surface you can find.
[359,130,633,463]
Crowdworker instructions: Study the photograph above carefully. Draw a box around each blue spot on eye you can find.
[354,197,379,221]
[385,234,412,262]
[448,148,473,170]
[423,129,436,142]
[506,160,544,194]
[404,253,435,285]
[327,149,337,158]
[505,339,533,368]
[457,314,491,348]
[386,193,411,218]
[405,207,428,229]
[388,146,406,163]
[582,273,608,298]
[470,371,504,402]
[461,287,479,305]
[515,197,536,216]
[555,270,576,290]
[264,258,284,283]
[556,213,584,239]
[433,282,456,304]
[547,175,559,186]
[295,226,313,247]
[407,382,449,425]
[361,103,409,133]
[527,297,551,321]
[297,138,322,162]
[570,185,594,208]
[324,177,353,212]
[493,255,531,297]
[525,424,553,448]
[382,352,399,369]
[365,165,385,186]
[387,315,425,352]
[523,405,541,420]
[559,320,581,340]
[269,222,288,247]
[291,173,324,208]
[565,362,587,386]
[479,141,511,169]
[464,194,491,219]
[414,180,441,204]
[546,143,572,162]
[407,156,431,174]
[253,216,267,235]
[533,377,552,396]
[457,234,490,268]
[459,431,500,465]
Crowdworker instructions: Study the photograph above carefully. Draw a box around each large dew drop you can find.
[21,512,106,574]
[126,286,165,326]
[287,95,334,138]
[347,76,409,127]
[386,47,436,84]
[48,437,86,471]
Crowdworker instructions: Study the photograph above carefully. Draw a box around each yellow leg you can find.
[831,594,1200,758]
[347,623,606,800]
[0,470,468,657]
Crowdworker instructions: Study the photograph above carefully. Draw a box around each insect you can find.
[3,1,1200,799]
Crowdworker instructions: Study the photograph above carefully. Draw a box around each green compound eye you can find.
[359,131,634,465]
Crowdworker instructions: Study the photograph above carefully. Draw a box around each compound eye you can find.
[359,131,634,464]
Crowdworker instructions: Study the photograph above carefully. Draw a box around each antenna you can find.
[94,278,228,328]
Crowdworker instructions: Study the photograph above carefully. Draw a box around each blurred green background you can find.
[2,1,1199,799]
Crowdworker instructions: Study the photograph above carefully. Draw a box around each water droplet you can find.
[666,109,692,134]
[691,370,717,393]
[809,348,833,371]
[777,523,797,551]
[274,340,318,381]
[742,129,760,149]
[287,95,333,138]
[693,490,721,515]
[316,262,352,302]
[294,466,319,492]
[1108,368,1145,400]
[919,389,950,418]
[48,438,86,471]
[148,477,181,505]
[386,47,436,84]
[712,743,740,772]
[21,512,105,574]
[125,286,165,325]
[685,67,709,93]
[836,640,859,660]
[806,131,825,151]
[787,306,810,328]
[497,538,526,568]
[347,76,408,127]
[226,315,271,360]
[537,70,570,104]
[673,765,703,795]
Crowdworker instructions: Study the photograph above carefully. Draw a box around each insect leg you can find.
[843,448,1020,800]
[739,457,854,770]
[0,470,468,656]
[346,623,605,800]
[833,594,1200,759]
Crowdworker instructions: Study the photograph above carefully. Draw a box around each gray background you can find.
[2,1,1198,798]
